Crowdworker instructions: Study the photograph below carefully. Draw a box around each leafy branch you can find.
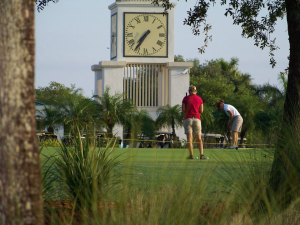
[35,0,59,12]
[154,0,287,68]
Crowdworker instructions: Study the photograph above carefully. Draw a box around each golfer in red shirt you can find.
[182,86,207,159]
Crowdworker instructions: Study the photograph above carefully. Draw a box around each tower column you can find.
[91,61,127,139]
[167,62,193,140]
[91,61,126,96]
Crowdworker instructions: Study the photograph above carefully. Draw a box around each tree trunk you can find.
[269,0,300,203]
[239,129,247,146]
[171,120,176,148]
[0,1,44,224]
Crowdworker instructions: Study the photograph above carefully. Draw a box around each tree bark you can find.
[269,0,300,202]
[0,1,44,224]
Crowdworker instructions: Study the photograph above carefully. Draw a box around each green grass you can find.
[40,147,274,201]
[42,146,300,224]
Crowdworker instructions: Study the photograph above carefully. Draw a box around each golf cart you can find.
[155,131,172,148]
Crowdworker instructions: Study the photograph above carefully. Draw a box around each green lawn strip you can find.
[40,146,274,203]
[109,148,272,200]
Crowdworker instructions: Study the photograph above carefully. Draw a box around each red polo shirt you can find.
[182,94,203,120]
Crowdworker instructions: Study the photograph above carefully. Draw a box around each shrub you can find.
[41,126,122,214]
[39,138,61,147]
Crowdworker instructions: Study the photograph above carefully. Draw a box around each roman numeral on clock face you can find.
[128,24,135,29]
[143,48,149,55]
[134,18,141,24]
[135,46,140,53]
[144,15,149,22]
[157,40,163,47]
[128,39,135,48]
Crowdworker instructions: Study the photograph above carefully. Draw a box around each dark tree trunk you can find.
[240,129,247,145]
[171,119,176,147]
[269,0,300,203]
[0,1,44,224]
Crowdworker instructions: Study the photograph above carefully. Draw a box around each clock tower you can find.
[109,0,174,62]
[92,0,193,140]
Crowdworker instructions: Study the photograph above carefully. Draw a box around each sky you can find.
[35,0,289,97]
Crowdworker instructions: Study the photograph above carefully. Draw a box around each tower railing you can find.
[123,63,169,107]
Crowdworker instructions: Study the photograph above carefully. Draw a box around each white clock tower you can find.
[91,0,193,140]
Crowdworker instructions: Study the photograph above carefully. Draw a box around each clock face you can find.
[124,13,168,57]
[111,13,117,59]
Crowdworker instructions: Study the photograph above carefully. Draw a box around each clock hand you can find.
[135,30,150,51]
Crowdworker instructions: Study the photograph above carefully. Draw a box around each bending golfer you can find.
[216,100,243,150]
[182,86,207,159]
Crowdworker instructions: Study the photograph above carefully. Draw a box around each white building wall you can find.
[167,62,193,141]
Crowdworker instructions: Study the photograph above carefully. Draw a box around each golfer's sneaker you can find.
[228,146,235,149]
[186,155,193,159]
[235,146,238,150]
[200,155,208,160]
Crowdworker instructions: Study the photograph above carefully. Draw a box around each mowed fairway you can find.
[41,146,275,201]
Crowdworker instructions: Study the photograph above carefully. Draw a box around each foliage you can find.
[191,73,235,106]
[40,95,98,136]
[253,83,285,143]
[43,126,122,211]
[36,105,62,133]
[188,57,254,107]
[39,138,61,147]
[174,54,185,62]
[35,0,59,12]
[155,0,286,67]
[56,97,97,133]
[156,104,183,138]
[200,106,217,134]
[123,109,156,142]
[35,81,85,105]
[93,87,136,138]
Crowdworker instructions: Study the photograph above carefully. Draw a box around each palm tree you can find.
[123,109,156,147]
[156,104,183,139]
[57,97,97,134]
[254,83,285,109]
[37,105,61,133]
[93,87,136,138]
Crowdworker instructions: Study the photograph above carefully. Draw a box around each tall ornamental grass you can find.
[41,126,123,221]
